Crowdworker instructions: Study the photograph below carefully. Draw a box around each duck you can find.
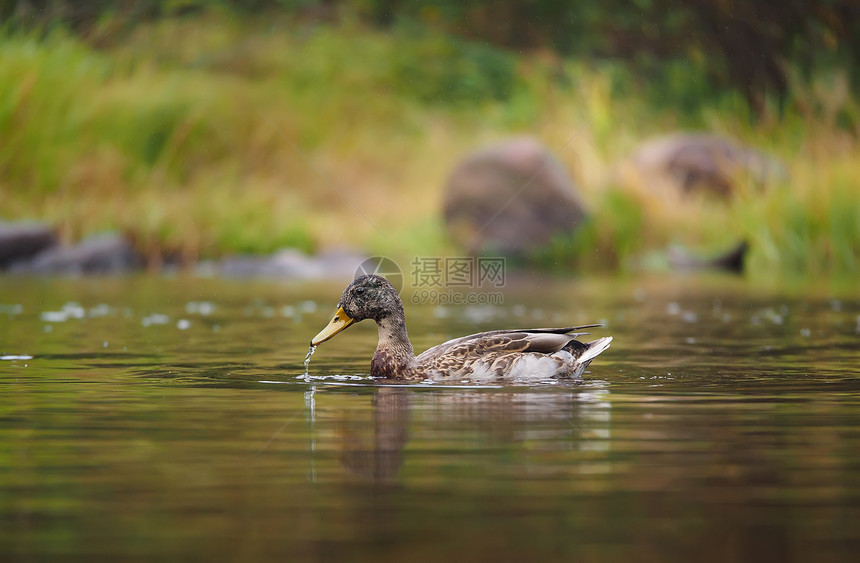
[310,275,612,383]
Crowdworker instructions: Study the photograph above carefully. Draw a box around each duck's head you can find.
[311,275,401,346]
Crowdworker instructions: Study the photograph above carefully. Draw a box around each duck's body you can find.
[311,275,612,383]
[414,327,612,382]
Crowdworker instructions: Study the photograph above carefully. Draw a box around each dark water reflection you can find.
[1,275,859,560]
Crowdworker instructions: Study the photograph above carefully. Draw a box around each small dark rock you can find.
[11,233,144,275]
[0,220,57,269]
[443,137,587,256]
[668,240,749,274]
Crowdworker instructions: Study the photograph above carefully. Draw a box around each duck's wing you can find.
[416,325,603,364]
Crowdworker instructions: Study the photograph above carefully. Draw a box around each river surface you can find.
[1,274,859,561]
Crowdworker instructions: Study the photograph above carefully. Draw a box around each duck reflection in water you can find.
[339,387,410,482]
[317,386,611,483]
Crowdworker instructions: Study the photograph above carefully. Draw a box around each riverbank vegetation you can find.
[1,2,858,279]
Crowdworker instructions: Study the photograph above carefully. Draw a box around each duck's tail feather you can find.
[579,336,612,365]
[562,336,612,379]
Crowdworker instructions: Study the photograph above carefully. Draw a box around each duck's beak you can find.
[311,306,356,346]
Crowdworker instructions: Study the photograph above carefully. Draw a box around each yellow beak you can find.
[311,306,356,346]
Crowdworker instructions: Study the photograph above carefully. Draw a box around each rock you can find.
[215,248,366,280]
[624,133,786,197]
[10,233,144,275]
[443,137,587,256]
[217,249,312,278]
[313,248,371,280]
[0,221,57,269]
[668,240,749,274]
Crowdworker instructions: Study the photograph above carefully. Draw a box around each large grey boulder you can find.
[0,221,57,268]
[443,137,587,256]
[626,133,786,197]
[11,233,143,275]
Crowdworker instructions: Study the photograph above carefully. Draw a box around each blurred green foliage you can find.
[3,0,858,116]
[0,2,857,280]
[388,27,518,105]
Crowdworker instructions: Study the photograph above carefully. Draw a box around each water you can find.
[303,345,316,381]
[1,274,859,560]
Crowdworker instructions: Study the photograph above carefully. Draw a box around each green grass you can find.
[0,12,858,280]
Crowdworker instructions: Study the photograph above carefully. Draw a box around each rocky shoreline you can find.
[2,132,769,279]
[0,221,365,279]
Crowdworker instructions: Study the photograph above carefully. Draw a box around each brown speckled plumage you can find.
[311,275,612,383]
